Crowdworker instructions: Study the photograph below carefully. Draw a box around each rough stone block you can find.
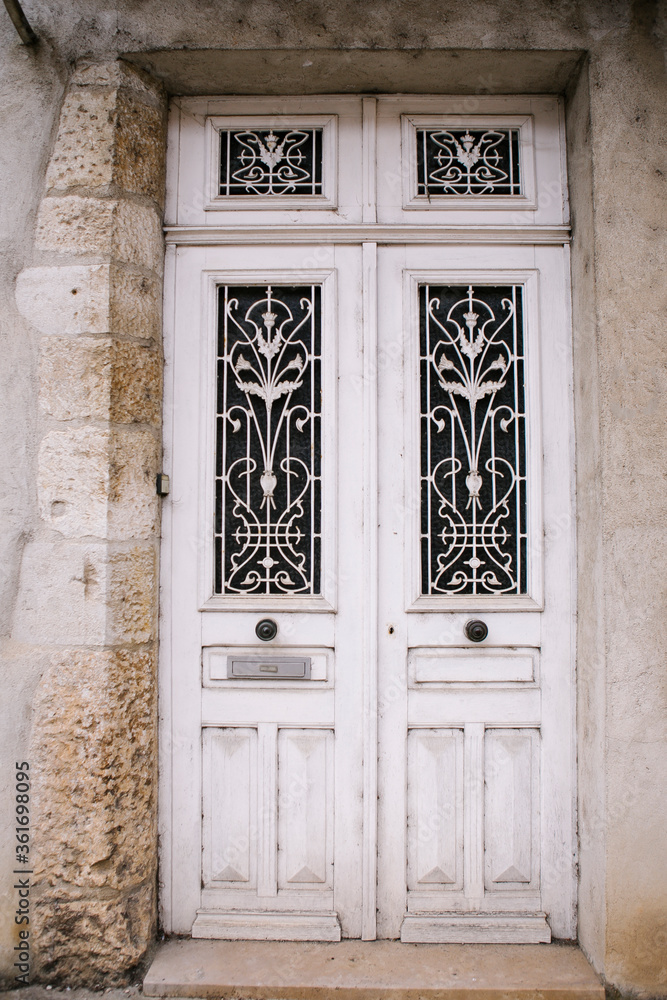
[115,92,166,205]
[36,197,163,274]
[16,264,161,340]
[39,427,110,537]
[30,648,156,892]
[110,265,162,341]
[45,87,166,205]
[36,195,116,257]
[71,58,163,104]
[13,541,156,645]
[45,88,117,192]
[15,264,112,336]
[107,430,160,538]
[108,545,157,644]
[113,199,164,274]
[13,542,108,645]
[40,337,162,424]
[109,340,162,425]
[69,60,128,90]
[39,337,113,420]
[38,427,158,539]
[32,882,155,986]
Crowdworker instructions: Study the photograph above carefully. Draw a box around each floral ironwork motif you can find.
[219,128,323,196]
[215,285,321,595]
[421,285,527,595]
[416,128,521,196]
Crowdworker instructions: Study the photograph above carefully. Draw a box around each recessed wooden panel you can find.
[277,729,333,890]
[484,728,540,891]
[410,648,535,684]
[203,727,257,887]
[407,729,464,891]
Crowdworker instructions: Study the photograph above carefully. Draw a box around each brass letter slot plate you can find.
[227,656,312,680]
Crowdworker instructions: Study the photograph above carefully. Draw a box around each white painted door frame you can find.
[159,93,576,943]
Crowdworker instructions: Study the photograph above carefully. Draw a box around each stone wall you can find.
[10,60,166,984]
[0,1,665,995]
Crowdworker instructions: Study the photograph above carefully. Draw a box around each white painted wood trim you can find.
[165,224,571,246]
[258,724,278,898]
[362,99,377,224]
[157,243,177,933]
[361,241,379,940]
[192,910,341,941]
[163,245,209,932]
[164,102,181,225]
[400,912,550,943]
[533,243,578,937]
[376,96,565,228]
[463,723,485,905]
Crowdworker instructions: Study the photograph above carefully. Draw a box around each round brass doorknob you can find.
[464,619,488,643]
[256,618,278,642]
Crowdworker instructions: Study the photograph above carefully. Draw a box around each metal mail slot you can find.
[227,656,312,680]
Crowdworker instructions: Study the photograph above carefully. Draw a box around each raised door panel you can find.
[407,729,464,892]
[278,728,334,891]
[202,727,257,888]
[484,728,540,892]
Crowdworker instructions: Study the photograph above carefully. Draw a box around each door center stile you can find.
[361,240,380,941]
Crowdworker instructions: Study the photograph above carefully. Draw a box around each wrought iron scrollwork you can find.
[219,128,323,196]
[416,128,521,196]
[420,284,527,596]
[215,285,321,595]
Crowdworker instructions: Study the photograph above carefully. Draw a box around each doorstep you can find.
[143,939,604,1000]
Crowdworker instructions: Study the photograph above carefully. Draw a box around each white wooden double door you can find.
[163,236,575,944]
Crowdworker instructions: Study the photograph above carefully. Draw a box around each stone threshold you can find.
[143,939,604,999]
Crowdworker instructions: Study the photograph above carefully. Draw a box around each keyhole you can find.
[388,626,395,635]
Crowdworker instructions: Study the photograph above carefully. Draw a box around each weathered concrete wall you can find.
[566,56,608,976]
[0,22,67,990]
[586,8,667,992]
[0,0,665,994]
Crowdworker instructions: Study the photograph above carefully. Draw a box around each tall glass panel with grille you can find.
[420,284,527,596]
[215,285,322,595]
